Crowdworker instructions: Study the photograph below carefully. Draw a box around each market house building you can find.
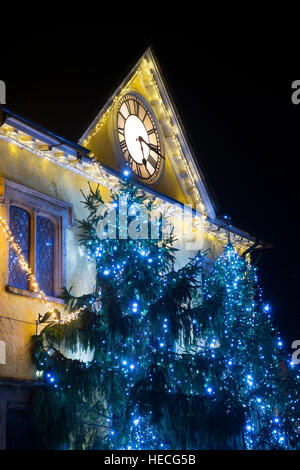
[0,48,263,449]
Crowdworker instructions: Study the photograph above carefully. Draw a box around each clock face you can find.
[117,94,164,184]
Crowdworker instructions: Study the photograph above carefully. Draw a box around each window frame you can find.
[1,178,73,302]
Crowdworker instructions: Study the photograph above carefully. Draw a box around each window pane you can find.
[36,216,55,297]
[8,205,30,290]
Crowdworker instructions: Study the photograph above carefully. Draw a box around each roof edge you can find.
[0,105,90,158]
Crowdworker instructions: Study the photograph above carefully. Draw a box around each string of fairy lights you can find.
[0,56,251,326]
[138,61,204,212]
[0,133,251,253]
[82,66,139,151]
[0,213,80,324]
[82,58,205,214]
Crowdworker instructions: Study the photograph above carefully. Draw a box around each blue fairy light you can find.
[246,374,254,387]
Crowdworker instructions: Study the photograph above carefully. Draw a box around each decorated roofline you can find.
[144,48,220,218]
[0,105,90,160]
[79,47,218,218]
[0,104,267,254]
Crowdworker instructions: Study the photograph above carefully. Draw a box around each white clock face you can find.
[117,94,164,184]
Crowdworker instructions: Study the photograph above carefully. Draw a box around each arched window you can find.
[8,205,30,291]
[36,215,55,297]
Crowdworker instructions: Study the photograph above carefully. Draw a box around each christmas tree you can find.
[31,176,300,450]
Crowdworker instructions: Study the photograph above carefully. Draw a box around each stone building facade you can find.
[0,48,259,449]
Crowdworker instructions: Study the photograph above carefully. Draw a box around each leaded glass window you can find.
[5,180,72,300]
[8,205,30,290]
[36,215,55,297]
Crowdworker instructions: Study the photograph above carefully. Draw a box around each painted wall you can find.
[0,139,102,380]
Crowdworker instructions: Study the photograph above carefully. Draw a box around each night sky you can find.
[1,28,299,352]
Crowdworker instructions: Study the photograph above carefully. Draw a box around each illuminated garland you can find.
[137,62,202,210]
[82,69,140,149]
[0,213,80,323]
[0,132,251,253]
[82,58,205,214]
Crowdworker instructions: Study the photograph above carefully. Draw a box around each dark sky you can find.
[1,26,299,350]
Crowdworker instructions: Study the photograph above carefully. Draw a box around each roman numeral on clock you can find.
[133,99,139,116]
[120,140,127,151]
[125,100,132,116]
[136,165,143,178]
[127,155,134,167]
[121,113,127,124]
[141,110,147,122]
[147,154,157,169]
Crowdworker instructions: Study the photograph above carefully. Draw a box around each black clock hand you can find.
[139,138,149,168]
[137,136,165,160]
[138,138,151,175]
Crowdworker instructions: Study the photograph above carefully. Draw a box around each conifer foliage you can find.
[31,178,300,450]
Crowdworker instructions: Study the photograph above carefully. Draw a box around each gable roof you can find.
[79,47,219,220]
[78,47,271,253]
[0,60,269,255]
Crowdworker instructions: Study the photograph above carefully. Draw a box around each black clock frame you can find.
[116,93,165,185]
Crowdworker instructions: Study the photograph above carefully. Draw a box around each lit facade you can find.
[0,48,259,449]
